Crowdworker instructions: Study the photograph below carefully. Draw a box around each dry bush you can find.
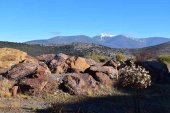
[119,60,151,89]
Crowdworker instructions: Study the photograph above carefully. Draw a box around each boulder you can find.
[56,53,69,60]
[66,57,90,73]
[19,78,48,95]
[50,55,90,74]
[88,66,118,79]
[36,54,56,64]
[19,74,58,96]
[138,60,170,83]
[49,59,68,74]
[60,73,98,95]
[0,48,27,69]
[6,63,38,80]
[49,53,70,74]
[35,62,51,78]
[94,72,115,86]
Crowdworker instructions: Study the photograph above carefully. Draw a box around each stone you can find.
[0,48,27,69]
[49,59,68,74]
[19,78,48,95]
[35,62,51,78]
[6,63,38,80]
[60,73,98,95]
[94,72,114,86]
[89,66,118,79]
[66,57,90,73]
[36,54,56,64]
[138,60,170,83]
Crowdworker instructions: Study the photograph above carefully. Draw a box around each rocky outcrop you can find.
[0,48,27,69]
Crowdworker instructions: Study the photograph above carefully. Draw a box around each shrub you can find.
[86,52,111,62]
[115,53,125,61]
[157,54,170,64]
[119,60,151,89]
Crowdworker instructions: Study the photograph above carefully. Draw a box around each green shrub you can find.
[86,52,111,62]
[115,53,125,61]
[157,54,170,64]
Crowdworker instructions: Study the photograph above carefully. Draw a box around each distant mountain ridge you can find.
[25,34,170,48]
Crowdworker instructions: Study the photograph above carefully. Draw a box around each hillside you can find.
[0,41,127,57]
[136,41,170,56]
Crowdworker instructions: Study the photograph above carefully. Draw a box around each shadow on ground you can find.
[36,86,170,113]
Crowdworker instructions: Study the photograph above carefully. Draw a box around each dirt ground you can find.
[0,84,170,113]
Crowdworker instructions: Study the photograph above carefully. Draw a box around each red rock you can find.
[95,72,115,86]
[89,66,118,79]
[35,62,51,78]
[20,78,48,95]
[61,73,98,95]
[6,63,38,80]
[36,54,56,63]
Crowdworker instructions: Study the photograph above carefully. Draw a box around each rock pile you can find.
[0,48,154,97]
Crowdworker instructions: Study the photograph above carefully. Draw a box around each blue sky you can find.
[0,0,170,42]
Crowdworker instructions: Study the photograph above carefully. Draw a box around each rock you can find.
[19,78,48,95]
[85,58,98,66]
[66,57,90,73]
[6,63,38,80]
[60,73,98,95]
[56,53,69,60]
[19,75,57,96]
[0,76,15,97]
[94,72,115,86]
[35,62,51,78]
[49,53,70,74]
[36,54,56,64]
[138,60,170,83]
[103,59,118,69]
[49,59,68,74]
[24,55,39,64]
[0,48,27,69]
[49,55,90,74]
[88,66,118,79]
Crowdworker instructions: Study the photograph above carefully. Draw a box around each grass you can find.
[157,54,170,64]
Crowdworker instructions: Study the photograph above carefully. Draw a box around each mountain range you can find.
[25,34,170,48]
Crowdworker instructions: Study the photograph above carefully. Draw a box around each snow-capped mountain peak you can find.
[100,33,114,38]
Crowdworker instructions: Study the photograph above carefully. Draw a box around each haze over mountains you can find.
[26,34,170,48]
